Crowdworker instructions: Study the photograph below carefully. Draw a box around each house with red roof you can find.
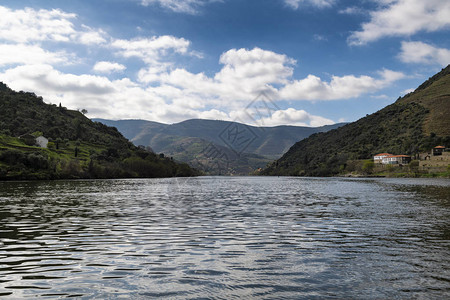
[432,146,446,156]
[382,155,411,165]
[373,153,393,164]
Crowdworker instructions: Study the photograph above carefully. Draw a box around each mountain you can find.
[262,65,450,177]
[94,118,345,158]
[94,118,345,175]
[0,82,199,180]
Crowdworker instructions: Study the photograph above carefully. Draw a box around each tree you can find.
[81,109,88,115]
[362,160,375,174]
[55,138,62,150]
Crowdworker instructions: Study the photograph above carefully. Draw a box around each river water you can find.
[0,177,449,299]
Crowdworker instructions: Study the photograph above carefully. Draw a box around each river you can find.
[0,177,449,299]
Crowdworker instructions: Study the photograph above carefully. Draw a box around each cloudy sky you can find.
[0,0,449,127]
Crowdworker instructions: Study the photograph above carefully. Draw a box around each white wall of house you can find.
[374,154,391,163]
[381,156,410,165]
[35,136,48,148]
[382,156,397,164]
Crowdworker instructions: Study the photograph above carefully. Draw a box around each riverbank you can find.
[342,171,450,178]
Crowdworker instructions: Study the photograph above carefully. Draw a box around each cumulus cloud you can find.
[0,61,337,126]
[78,25,108,45]
[279,69,405,100]
[215,48,295,95]
[112,36,192,65]
[0,64,168,119]
[0,5,407,127]
[112,35,197,84]
[134,48,405,123]
[93,61,126,73]
[399,41,450,66]
[0,6,76,43]
[258,108,334,127]
[0,5,107,45]
[155,48,296,104]
[349,0,450,45]
[0,44,70,66]
[284,0,335,9]
[140,0,220,14]
[0,46,401,124]
[2,64,115,96]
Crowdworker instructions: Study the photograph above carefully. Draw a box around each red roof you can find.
[374,153,392,156]
[434,146,445,149]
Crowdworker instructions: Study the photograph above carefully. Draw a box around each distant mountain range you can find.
[262,65,450,177]
[93,118,346,175]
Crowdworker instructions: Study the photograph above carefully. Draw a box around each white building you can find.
[374,153,392,164]
[381,155,411,165]
[35,136,48,148]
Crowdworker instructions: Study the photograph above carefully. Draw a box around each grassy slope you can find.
[94,118,344,175]
[398,66,450,136]
[262,65,450,177]
[0,83,199,180]
[154,135,272,175]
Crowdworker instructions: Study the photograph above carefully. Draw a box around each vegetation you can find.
[95,118,345,175]
[0,82,200,180]
[262,65,450,177]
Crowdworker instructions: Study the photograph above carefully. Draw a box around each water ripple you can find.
[0,177,449,298]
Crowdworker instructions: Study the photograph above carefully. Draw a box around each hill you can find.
[262,65,450,177]
[94,118,345,175]
[0,82,199,180]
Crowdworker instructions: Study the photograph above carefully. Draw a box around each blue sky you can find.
[0,0,449,126]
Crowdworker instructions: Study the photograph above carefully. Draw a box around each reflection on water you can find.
[0,177,449,298]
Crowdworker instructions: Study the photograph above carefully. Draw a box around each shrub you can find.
[0,149,25,164]
[362,160,375,174]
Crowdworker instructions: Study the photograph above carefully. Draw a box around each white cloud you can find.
[140,0,219,14]
[155,48,296,103]
[215,47,295,94]
[0,64,168,120]
[0,61,339,126]
[78,25,108,45]
[338,6,365,15]
[93,61,126,73]
[0,4,408,127]
[349,0,450,45]
[0,6,76,43]
[138,64,172,83]
[284,0,335,9]
[112,36,191,64]
[313,34,328,41]
[0,44,70,66]
[257,108,334,127]
[0,5,108,45]
[129,47,405,115]
[112,35,196,84]
[279,69,405,100]
[1,64,115,95]
[401,88,415,95]
[399,41,450,66]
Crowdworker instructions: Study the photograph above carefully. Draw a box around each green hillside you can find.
[95,118,345,175]
[398,66,450,136]
[0,82,199,180]
[262,65,450,177]
[150,135,271,175]
[96,118,344,158]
